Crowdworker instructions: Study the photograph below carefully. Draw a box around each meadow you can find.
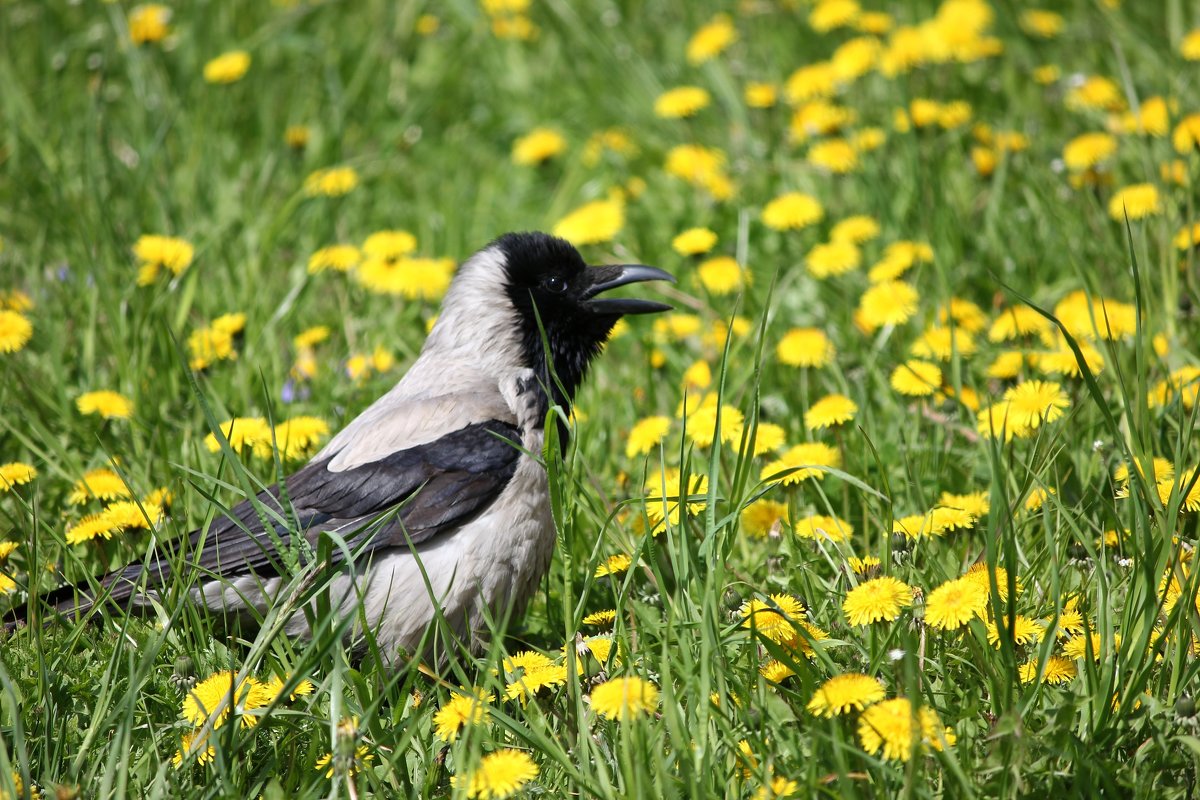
[2,0,1200,797]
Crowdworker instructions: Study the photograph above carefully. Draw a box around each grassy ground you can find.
[3,0,1200,797]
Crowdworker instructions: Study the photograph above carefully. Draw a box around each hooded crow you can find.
[31,231,673,666]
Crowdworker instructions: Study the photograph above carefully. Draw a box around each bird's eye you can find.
[543,274,567,293]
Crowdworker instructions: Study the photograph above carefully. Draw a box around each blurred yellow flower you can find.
[810,0,860,33]
[77,390,133,420]
[654,86,711,119]
[859,281,919,329]
[68,467,130,504]
[805,393,857,429]
[284,124,310,149]
[356,256,455,299]
[762,192,823,231]
[793,514,853,542]
[205,417,273,458]
[1107,183,1160,221]
[134,234,194,285]
[625,416,671,458]
[671,227,717,256]
[744,82,777,109]
[0,310,33,354]
[830,215,879,244]
[806,240,860,278]
[1065,75,1124,112]
[890,360,942,397]
[1063,132,1117,172]
[1019,10,1064,38]
[553,198,624,245]
[687,13,736,64]
[0,462,37,492]
[807,673,885,716]
[450,749,538,799]
[590,676,658,721]
[858,698,955,761]
[761,443,840,484]
[129,4,171,45]
[433,688,492,743]
[203,50,251,84]
[697,256,745,294]
[777,328,834,368]
[512,127,567,166]
[304,166,359,197]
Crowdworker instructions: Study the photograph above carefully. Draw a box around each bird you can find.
[27,231,673,666]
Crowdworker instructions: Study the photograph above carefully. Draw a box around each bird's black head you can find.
[496,231,673,415]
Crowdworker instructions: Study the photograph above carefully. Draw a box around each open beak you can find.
[582,264,675,315]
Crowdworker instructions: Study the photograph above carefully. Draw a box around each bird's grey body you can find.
[31,232,672,667]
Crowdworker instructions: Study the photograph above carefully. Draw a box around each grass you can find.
[3,0,1200,797]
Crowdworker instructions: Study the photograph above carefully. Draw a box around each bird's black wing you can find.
[52,419,525,612]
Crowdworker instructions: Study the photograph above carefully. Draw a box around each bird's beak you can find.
[581,264,675,315]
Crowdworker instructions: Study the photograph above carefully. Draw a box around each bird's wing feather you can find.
[85,417,525,609]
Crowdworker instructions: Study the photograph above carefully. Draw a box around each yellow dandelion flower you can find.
[1002,380,1069,435]
[830,215,880,244]
[303,166,358,197]
[684,403,744,448]
[1019,9,1063,38]
[740,594,806,644]
[362,230,417,259]
[805,393,857,430]
[806,240,860,278]
[654,86,711,119]
[672,227,717,256]
[293,325,330,350]
[204,417,273,458]
[0,462,37,492]
[129,4,171,45]
[65,513,120,545]
[76,390,133,420]
[511,127,567,166]
[687,13,736,65]
[433,688,493,743]
[859,281,919,329]
[807,673,886,717]
[744,82,778,109]
[356,256,455,300]
[1108,183,1161,221]
[625,416,671,458]
[748,422,786,456]
[314,745,374,779]
[849,555,880,575]
[938,491,989,517]
[590,676,658,721]
[0,310,32,354]
[858,698,955,761]
[843,576,913,626]
[1019,655,1076,685]
[762,442,840,485]
[924,577,988,631]
[777,328,834,368]
[793,514,853,542]
[808,138,859,174]
[1065,75,1124,112]
[67,467,131,504]
[810,0,861,33]
[451,749,538,799]
[890,360,942,397]
[741,499,789,538]
[644,470,707,530]
[182,671,271,729]
[284,124,310,149]
[985,615,1042,648]
[101,499,163,530]
[785,62,838,104]
[133,234,194,284]
[595,553,632,578]
[273,416,330,460]
[989,305,1050,341]
[203,50,251,84]
[1063,632,1120,661]
[1033,64,1060,84]
[760,659,796,683]
[697,256,746,294]
[583,610,616,627]
[186,325,237,370]
[553,198,624,246]
[1174,113,1200,153]
[307,244,361,274]
[172,730,214,768]
[761,192,824,231]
